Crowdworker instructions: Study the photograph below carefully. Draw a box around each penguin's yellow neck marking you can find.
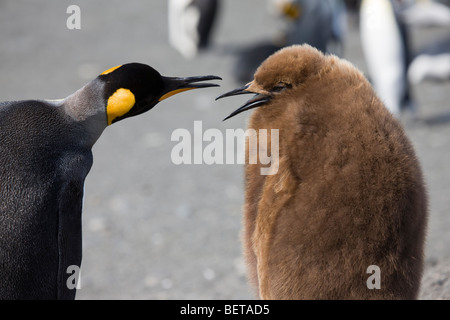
[159,88,194,101]
[106,88,136,125]
[101,65,122,75]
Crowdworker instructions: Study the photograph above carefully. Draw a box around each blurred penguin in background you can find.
[399,0,450,27]
[167,0,349,83]
[400,0,450,85]
[232,0,348,83]
[270,0,348,55]
[168,0,220,59]
[408,35,450,84]
[360,0,450,117]
[359,0,413,117]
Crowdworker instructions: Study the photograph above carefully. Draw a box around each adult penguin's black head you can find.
[98,63,221,125]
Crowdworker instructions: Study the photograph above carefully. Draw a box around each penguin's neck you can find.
[62,80,108,148]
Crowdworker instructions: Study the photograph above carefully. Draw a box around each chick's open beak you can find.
[216,84,271,121]
[159,75,222,101]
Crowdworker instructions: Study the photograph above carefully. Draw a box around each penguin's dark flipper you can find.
[56,151,93,300]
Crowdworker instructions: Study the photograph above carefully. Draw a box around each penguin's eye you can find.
[272,82,292,93]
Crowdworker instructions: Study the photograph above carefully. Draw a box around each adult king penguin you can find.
[0,63,220,299]
[217,45,428,299]
[168,0,220,59]
[359,0,413,116]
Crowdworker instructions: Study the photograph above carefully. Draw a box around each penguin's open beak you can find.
[159,75,222,101]
[216,84,271,121]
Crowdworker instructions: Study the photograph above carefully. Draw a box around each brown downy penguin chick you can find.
[216,44,428,300]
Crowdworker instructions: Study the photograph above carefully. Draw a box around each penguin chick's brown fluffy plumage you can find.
[217,44,428,299]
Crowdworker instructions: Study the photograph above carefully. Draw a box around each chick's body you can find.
[229,45,427,299]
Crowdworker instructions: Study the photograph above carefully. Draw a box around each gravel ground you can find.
[0,0,449,300]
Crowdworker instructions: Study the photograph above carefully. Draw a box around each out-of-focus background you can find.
[0,0,449,299]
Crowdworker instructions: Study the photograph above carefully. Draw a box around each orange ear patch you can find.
[106,88,135,125]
